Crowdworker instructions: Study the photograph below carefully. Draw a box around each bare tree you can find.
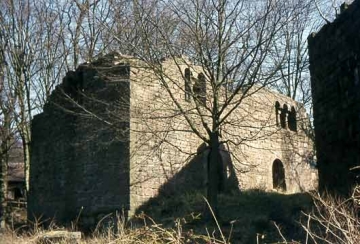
[268,0,321,144]
[106,0,302,216]
[0,0,35,192]
[0,0,322,221]
[0,0,69,191]
[0,0,118,201]
[271,0,353,144]
[30,0,69,109]
[0,22,16,228]
[59,0,115,70]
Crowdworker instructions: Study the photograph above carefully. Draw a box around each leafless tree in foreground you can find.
[103,0,307,216]
[292,190,360,244]
[0,26,16,228]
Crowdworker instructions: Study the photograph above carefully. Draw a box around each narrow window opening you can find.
[193,73,206,106]
[184,68,191,101]
[288,106,297,132]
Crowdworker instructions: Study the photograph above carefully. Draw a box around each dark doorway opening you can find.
[273,159,286,191]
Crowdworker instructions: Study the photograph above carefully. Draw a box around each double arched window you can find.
[184,68,206,106]
[275,102,297,132]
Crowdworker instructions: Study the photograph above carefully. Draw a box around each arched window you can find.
[193,72,206,106]
[280,104,288,129]
[184,68,191,101]
[272,159,286,191]
[288,106,297,132]
[275,101,280,127]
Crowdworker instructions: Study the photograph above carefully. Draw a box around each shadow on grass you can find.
[133,189,314,244]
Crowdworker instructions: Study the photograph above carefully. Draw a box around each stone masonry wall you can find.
[308,0,360,194]
[128,57,317,213]
[129,59,206,214]
[30,53,318,225]
[29,54,131,229]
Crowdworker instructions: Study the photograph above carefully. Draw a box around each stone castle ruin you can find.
[28,53,317,228]
[309,0,360,194]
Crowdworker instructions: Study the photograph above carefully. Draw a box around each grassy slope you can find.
[135,190,314,243]
[1,190,314,243]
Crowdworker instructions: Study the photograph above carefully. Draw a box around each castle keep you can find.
[308,0,360,194]
[29,54,317,227]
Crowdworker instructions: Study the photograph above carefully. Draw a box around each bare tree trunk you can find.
[0,150,7,229]
[0,31,8,228]
[207,131,222,219]
[16,64,31,192]
[22,131,31,192]
[0,112,10,229]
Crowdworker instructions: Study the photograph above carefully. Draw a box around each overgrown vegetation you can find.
[299,190,360,244]
[0,190,314,243]
[135,190,314,243]
[2,189,360,243]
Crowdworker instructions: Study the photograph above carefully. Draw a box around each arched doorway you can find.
[272,159,286,191]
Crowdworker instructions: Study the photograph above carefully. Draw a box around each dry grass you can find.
[0,190,319,243]
[272,187,360,244]
[0,218,225,244]
[0,205,227,244]
[299,190,360,244]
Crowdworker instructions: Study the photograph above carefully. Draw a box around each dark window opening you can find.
[272,159,286,191]
[7,187,24,200]
[288,106,297,132]
[193,73,206,106]
[184,68,191,101]
[14,188,23,199]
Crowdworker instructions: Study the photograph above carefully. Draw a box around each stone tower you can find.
[308,0,360,194]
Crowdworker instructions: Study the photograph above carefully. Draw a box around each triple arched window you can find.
[275,102,297,132]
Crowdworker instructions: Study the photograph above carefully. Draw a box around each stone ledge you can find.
[36,231,81,244]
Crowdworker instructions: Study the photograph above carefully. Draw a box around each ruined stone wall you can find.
[129,58,205,214]
[30,53,318,225]
[308,0,360,194]
[29,56,131,228]
[225,89,317,193]
[128,57,317,213]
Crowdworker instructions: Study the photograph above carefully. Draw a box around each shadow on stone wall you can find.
[29,61,132,231]
[134,143,240,216]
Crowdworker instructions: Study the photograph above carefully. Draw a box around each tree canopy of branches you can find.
[104,0,316,215]
[0,0,353,221]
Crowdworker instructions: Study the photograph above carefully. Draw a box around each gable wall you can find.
[29,62,131,229]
